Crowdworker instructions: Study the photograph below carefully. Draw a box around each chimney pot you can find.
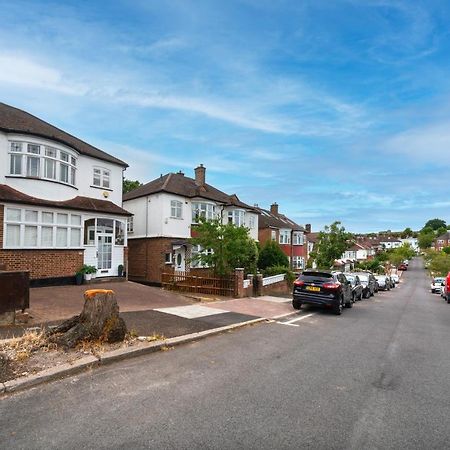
[194,164,206,186]
[270,202,279,216]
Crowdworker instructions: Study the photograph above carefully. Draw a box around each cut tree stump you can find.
[48,289,127,349]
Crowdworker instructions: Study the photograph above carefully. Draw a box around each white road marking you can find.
[284,313,316,324]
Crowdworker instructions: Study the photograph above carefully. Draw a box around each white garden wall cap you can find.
[0,102,127,167]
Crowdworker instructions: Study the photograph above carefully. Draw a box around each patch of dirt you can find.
[0,329,165,383]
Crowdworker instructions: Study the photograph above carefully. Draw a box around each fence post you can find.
[256,273,263,296]
[234,268,245,298]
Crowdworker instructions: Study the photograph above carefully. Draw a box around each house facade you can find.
[255,203,307,270]
[0,102,130,285]
[123,165,259,285]
[434,232,450,251]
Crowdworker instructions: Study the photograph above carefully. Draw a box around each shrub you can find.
[258,241,289,270]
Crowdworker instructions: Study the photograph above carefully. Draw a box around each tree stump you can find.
[49,289,127,349]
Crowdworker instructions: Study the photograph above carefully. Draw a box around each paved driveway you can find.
[28,281,195,323]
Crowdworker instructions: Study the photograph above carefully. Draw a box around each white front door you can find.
[174,247,185,272]
[97,233,113,276]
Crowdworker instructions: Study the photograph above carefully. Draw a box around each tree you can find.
[429,253,450,276]
[310,221,353,269]
[424,218,447,231]
[258,240,289,270]
[435,226,447,238]
[401,227,413,239]
[418,230,435,250]
[190,218,258,276]
[123,179,143,194]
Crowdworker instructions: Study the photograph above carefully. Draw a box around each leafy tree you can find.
[424,218,447,231]
[435,226,447,238]
[418,230,435,250]
[429,253,450,276]
[190,218,258,276]
[387,243,415,266]
[401,227,413,239]
[310,221,353,269]
[258,240,289,270]
[123,179,143,194]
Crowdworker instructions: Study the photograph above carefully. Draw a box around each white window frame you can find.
[279,230,291,245]
[293,232,304,245]
[7,140,77,186]
[271,230,277,241]
[127,216,134,233]
[93,167,111,189]
[192,202,216,224]
[190,245,213,268]
[228,209,245,227]
[292,256,305,269]
[165,252,173,264]
[171,200,183,219]
[3,206,82,249]
[247,214,255,229]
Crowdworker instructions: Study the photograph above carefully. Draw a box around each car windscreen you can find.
[358,275,369,282]
[300,272,333,281]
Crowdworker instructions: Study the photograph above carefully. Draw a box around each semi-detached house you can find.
[123,164,259,285]
[0,102,130,285]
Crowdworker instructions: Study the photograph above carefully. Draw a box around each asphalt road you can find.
[2,258,450,449]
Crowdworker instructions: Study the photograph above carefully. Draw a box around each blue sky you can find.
[1,0,450,232]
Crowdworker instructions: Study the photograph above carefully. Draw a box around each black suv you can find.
[292,270,353,315]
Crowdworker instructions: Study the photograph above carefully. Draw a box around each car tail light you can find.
[294,280,305,287]
[323,282,340,289]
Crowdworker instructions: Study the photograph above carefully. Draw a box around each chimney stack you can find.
[194,164,206,186]
[305,223,311,233]
[270,202,279,216]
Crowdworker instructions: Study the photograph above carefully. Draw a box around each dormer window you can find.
[93,167,110,188]
[8,140,77,186]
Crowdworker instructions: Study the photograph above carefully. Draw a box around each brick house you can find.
[434,232,450,251]
[0,102,130,285]
[123,165,259,285]
[255,203,306,270]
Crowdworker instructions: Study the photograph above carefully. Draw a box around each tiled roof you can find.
[0,184,130,216]
[307,232,319,243]
[0,102,127,167]
[123,172,257,211]
[254,206,304,231]
[436,232,450,241]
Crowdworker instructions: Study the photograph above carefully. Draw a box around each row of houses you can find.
[0,102,308,287]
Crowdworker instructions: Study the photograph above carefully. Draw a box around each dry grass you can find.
[0,329,55,362]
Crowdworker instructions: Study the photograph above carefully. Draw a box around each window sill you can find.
[90,185,113,192]
[6,175,78,190]
[169,216,183,220]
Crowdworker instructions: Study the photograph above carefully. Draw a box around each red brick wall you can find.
[262,279,291,296]
[0,203,84,279]
[128,237,174,284]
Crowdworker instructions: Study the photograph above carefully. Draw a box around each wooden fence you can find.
[161,271,235,296]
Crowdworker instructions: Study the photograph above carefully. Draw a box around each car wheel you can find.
[370,290,375,297]
[346,297,353,308]
[333,298,343,315]
[447,296,450,305]
[293,300,302,310]
[359,292,363,301]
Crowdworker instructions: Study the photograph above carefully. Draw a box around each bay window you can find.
[192,202,216,223]
[228,209,245,227]
[8,141,77,186]
[279,230,291,244]
[293,232,304,245]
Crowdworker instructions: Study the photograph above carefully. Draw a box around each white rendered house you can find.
[123,165,259,285]
[0,102,130,284]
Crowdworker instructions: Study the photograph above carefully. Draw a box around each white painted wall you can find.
[1,131,124,206]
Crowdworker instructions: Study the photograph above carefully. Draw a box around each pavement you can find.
[4,258,449,449]
[0,279,294,340]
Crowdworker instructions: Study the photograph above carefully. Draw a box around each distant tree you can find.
[435,226,448,238]
[190,218,258,276]
[310,221,353,269]
[418,231,435,250]
[424,218,447,231]
[258,240,289,270]
[401,227,413,239]
[123,179,143,194]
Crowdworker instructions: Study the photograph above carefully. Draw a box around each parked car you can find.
[353,272,377,298]
[442,273,450,303]
[387,275,396,289]
[344,273,364,301]
[375,275,390,291]
[398,263,408,271]
[431,277,445,294]
[391,273,400,284]
[292,270,353,315]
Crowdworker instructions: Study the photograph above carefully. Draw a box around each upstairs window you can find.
[93,167,110,188]
[171,200,183,219]
[293,232,304,245]
[279,230,291,245]
[228,210,245,227]
[127,216,134,233]
[8,141,77,186]
[271,230,276,241]
[192,202,216,223]
[247,214,255,229]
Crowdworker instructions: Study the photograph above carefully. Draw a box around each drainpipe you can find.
[145,196,149,280]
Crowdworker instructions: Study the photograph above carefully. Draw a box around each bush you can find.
[258,241,289,270]
[262,265,296,284]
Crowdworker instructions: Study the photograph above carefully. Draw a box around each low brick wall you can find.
[0,249,84,280]
[262,279,291,296]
